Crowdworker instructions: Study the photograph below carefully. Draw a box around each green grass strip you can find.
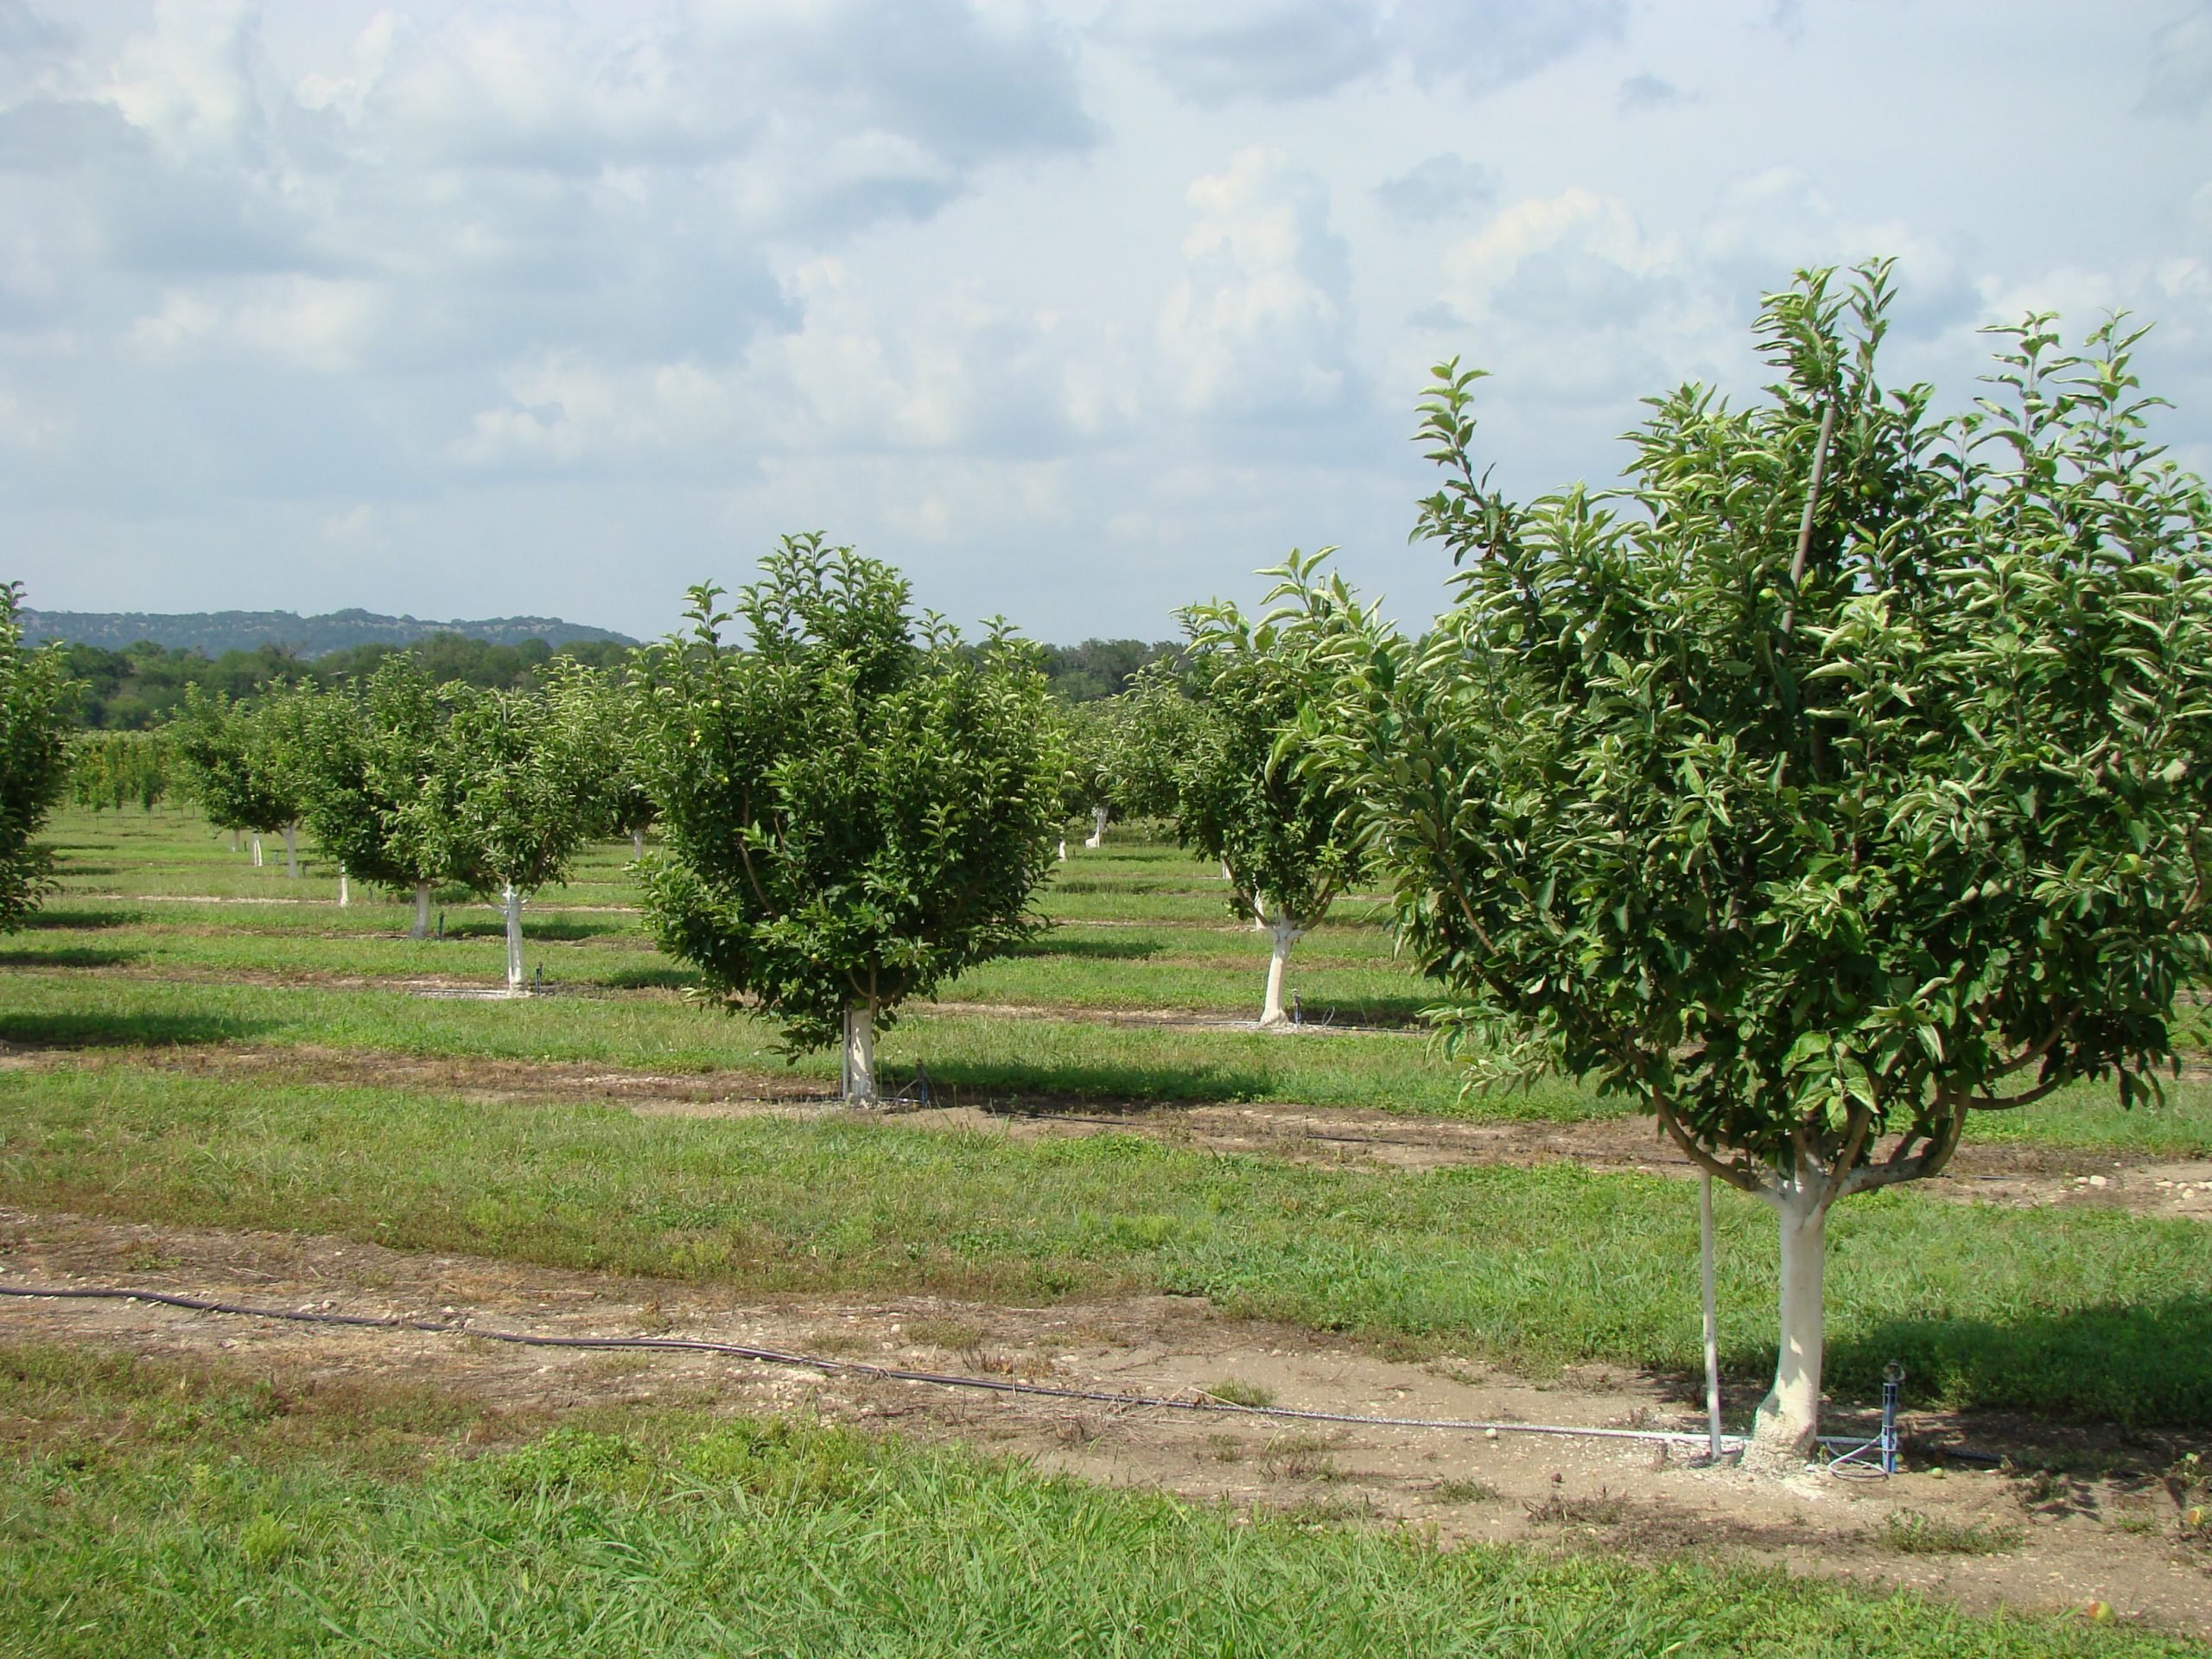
[0,1344,2190,1658]
[3,1067,2207,1423]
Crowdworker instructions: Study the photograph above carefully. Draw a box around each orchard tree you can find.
[1282,263,2212,1464]
[563,668,659,858]
[1058,701,1117,849]
[291,657,451,929]
[402,675,602,993]
[634,534,1062,1103]
[1176,576,1369,1027]
[0,582,78,930]
[171,688,302,869]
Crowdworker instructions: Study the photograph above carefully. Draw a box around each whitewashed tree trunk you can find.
[1258,916,1304,1027]
[1250,890,1269,932]
[631,827,646,859]
[251,833,264,868]
[411,882,431,939]
[1749,1176,1830,1465]
[230,829,240,853]
[338,868,350,908]
[503,883,525,995]
[841,1004,877,1103]
[282,822,299,877]
[1084,804,1108,849]
[1056,838,1067,862]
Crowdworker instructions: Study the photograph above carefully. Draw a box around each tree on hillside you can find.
[633,535,1062,1103]
[400,676,603,993]
[291,658,452,929]
[170,689,302,870]
[0,582,79,931]
[1173,575,1369,1027]
[1281,263,2212,1464]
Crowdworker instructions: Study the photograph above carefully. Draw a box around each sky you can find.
[3,0,2209,645]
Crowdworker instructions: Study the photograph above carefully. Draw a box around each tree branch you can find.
[1654,1093,1770,1195]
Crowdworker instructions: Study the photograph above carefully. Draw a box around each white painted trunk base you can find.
[1749,1179,1830,1465]
[503,884,525,995]
[631,828,646,859]
[282,823,299,878]
[411,883,431,940]
[841,1005,877,1103]
[1084,804,1107,849]
[230,830,240,853]
[1700,1173,1724,1459]
[338,868,350,908]
[251,834,264,868]
[1056,838,1067,862]
[1258,918,1304,1027]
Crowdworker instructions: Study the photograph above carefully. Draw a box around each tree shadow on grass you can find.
[1011,934,1166,962]
[1827,1295,2212,1428]
[437,916,629,944]
[20,906,142,931]
[0,1011,273,1050]
[601,963,697,992]
[908,1055,1275,1108]
[0,946,145,969]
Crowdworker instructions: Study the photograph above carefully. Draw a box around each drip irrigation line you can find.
[0,1281,1740,1451]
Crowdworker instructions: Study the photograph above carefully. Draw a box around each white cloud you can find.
[1159,148,1353,420]
[1373,152,1495,225]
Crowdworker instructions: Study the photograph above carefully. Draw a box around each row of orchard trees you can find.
[163,663,656,992]
[7,263,2209,1473]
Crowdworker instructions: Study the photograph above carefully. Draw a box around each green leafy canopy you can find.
[1282,262,2212,1200]
[0,582,79,928]
[634,534,1064,1055]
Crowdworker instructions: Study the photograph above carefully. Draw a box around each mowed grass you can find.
[4,1065,2208,1424]
[2,1347,2183,1659]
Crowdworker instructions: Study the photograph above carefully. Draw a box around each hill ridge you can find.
[22,607,637,658]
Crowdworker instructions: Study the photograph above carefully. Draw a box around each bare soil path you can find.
[1,1206,2204,1637]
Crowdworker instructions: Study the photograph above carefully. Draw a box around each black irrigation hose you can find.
[0,1282,1737,1449]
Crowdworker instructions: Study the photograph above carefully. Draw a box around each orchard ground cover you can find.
[4,804,2212,1643]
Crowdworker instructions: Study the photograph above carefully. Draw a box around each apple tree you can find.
[1175,575,1370,1027]
[1281,263,2212,1462]
[633,534,1062,1102]
[401,673,604,993]
[0,582,78,930]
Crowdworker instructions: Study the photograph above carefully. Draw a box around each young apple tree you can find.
[402,676,602,993]
[1282,263,2212,1464]
[291,658,452,930]
[0,582,78,931]
[633,534,1062,1103]
[1174,579,1368,1027]
[171,688,303,871]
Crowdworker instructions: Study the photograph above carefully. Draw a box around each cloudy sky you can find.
[4,0,2209,644]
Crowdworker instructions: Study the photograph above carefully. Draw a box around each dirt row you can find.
[0,1205,2202,1636]
[20,1040,2212,1222]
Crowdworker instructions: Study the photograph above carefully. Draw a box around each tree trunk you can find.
[251,833,264,868]
[1056,838,1067,862]
[411,883,431,939]
[338,868,350,908]
[282,823,299,878]
[1258,917,1303,1027]
[631,827,645,860]
[1084,804,1108,849]
[503,883,525,995]
[841,1004,877,1103]
[230,829,240,853]
[1749,1177,1830,1466]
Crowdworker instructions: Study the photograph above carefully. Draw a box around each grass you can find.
[0,1342,2191,1659]
[3,1065,2209,1424]
[1880,1510,2028,1556]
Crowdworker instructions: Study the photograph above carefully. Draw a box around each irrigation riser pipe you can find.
[0,1283,1743,1452]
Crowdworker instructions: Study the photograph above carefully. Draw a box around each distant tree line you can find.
[60,634,638,729]
[63,631,1175,728]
